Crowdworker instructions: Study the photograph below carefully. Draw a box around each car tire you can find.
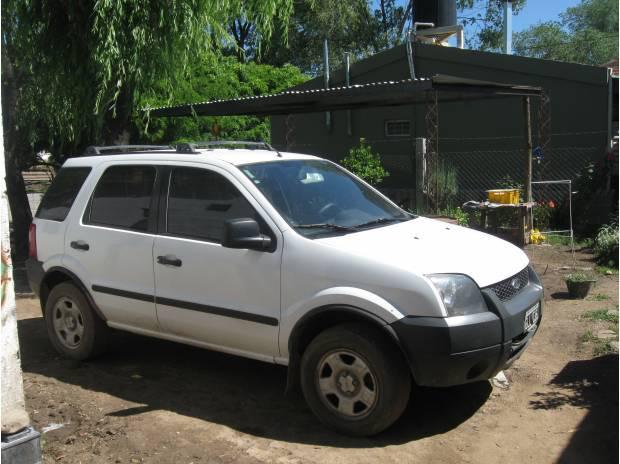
[300,323,411,436]
[45,282,109,360]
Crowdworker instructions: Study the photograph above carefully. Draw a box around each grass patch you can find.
[580,330,596,343]
[580,329,618,356]
[593,340,616,356]
[546,235,592,247]
[595,265,619,275]
[582,309,619,323]
[587,293,610,301]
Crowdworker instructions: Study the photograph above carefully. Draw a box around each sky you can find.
[502,0,582,32]
[381,1,585,33]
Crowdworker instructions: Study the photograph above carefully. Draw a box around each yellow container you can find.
[486,189,520,204]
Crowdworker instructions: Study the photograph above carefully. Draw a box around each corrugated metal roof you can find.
[144,75,542,118]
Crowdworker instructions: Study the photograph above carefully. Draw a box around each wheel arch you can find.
[285,305,410,393]
[40,267,106,321]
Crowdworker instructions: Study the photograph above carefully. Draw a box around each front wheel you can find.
[300,323,411,436]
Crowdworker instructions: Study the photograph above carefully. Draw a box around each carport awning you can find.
[144,75,543,118]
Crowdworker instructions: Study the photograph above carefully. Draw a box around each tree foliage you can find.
[514,0,618,65]
[457,0,527,51]
[138,56,307,143]
[259,0,376,73]
[2,0,292,155]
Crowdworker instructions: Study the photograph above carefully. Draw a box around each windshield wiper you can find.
[352,217,409,229]
[294,223,355,231]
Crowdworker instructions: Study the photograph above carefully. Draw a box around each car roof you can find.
[62,148,321,169]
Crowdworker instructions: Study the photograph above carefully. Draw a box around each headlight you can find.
[427,274,488,316]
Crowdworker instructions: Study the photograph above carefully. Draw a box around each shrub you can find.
[565,272,595,282]
[427,160,458,212]
[454,207,468,227]
[533,203,554,230]
[593,222,619,267]
[341,138,389,186]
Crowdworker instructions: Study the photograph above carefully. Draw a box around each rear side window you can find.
[166,167,257,242]
[87,165,156,232]
[36,167,91,221]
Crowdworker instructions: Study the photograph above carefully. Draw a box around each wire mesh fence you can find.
[442,145,602,205]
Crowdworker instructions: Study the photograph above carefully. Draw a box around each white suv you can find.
[27,142,542,436]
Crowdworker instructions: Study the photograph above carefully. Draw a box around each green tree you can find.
[138,55,308,143]
[457,0,527,51]
[514,0,618,65]
[260,0,376,73]
[341,138,389,185]
[1,0,291,260]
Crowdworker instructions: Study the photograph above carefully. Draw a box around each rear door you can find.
[153,164,282,360]
[64,163,160,331]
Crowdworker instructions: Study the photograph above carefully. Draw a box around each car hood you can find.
[317,217,529,288]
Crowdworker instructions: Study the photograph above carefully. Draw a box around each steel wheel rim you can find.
[52,296,85,349]
[315,349,379,418]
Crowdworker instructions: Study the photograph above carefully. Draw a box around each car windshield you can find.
[239,159,414,238]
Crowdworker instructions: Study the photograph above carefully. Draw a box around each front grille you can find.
[488,267,529,301]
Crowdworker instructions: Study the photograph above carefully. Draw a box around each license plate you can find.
[524,303,540,332]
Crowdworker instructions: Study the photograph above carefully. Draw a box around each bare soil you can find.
[16,245,619,464]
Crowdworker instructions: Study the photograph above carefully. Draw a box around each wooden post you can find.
[523,96,533,203]
[415,138,426,214]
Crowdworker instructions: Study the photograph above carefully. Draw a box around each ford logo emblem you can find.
[511,278,522,290]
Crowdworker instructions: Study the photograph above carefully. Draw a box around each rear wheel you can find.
[45,282,109,360]
[300,323,411,436]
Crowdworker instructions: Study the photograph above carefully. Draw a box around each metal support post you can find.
[523,96,533,204]
[323,38,331,131]
[345,52,352,136]
[503,0,513,54]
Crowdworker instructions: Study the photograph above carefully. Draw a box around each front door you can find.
[153,165,281,360]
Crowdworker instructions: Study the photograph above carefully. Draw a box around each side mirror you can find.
[222,218,272,251]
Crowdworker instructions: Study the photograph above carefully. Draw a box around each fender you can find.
[41,266,107,321]
[279,286,405,358]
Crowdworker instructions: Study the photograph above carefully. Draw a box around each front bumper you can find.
[391,269,543,387]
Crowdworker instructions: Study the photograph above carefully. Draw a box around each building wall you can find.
[271,43,611,204]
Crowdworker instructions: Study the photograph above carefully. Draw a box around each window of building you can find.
[385,120,411,137]
[166,167,257,242]
[87,165,156,232]
[36,167,92,221]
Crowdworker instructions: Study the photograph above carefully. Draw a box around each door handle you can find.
[70,240,90,251]
[157,255,182,267]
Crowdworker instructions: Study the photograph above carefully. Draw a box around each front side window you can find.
[87,165,156,232]
[166,167,257,242]
[240,159,412,238]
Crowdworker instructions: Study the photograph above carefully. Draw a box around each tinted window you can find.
[88,166,156,231]
[36,167,91,221]
[167,168,257,242]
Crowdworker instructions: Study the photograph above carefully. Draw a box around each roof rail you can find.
[83,145,171,156]
[176,140,277,154]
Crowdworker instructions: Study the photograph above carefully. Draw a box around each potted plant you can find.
[565,273,597,299]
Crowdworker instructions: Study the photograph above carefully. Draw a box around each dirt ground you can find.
[15,245,619,464]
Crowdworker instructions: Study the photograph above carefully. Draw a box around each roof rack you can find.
[83,145,171,156]
[176,140,279,155]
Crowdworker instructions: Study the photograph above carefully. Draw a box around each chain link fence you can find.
[442,144,603,205]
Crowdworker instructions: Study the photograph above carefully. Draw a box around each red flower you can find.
[548,200,555,208]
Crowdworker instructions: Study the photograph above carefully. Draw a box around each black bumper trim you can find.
[25,258,44,296]
[391,279,543,387]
